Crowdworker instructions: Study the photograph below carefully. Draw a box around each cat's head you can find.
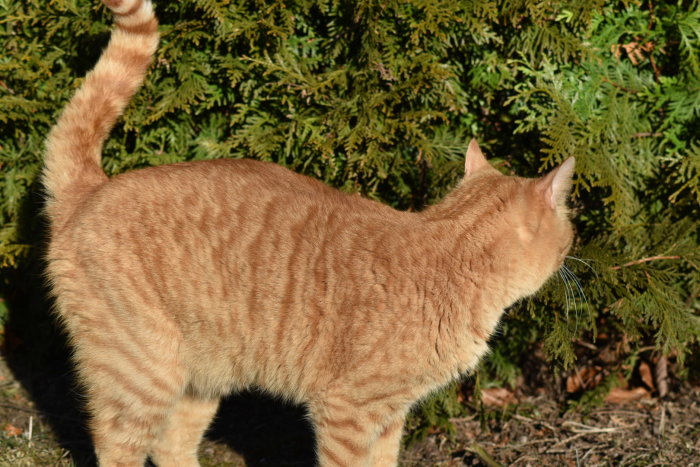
[459,140,576,298]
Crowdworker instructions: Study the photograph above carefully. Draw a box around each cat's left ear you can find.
[536,157,576,209]
[464,139,490,177]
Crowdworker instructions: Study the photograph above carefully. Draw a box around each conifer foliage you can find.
[1,0,698,418]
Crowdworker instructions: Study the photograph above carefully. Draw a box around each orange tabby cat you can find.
[43,1,575,466]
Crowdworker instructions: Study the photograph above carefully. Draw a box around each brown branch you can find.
[0,80,15,94]
[611,255,681,270]
[602,76,639,94]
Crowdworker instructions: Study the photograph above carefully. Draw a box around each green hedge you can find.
[2,0,699,409]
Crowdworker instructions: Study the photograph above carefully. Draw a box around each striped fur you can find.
[43,2,576,466]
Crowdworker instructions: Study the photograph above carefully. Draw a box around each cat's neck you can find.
[397,213,520,349]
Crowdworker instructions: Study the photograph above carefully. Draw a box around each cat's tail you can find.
[43,0,159,225]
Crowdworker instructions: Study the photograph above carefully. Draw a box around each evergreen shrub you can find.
[1,0,698,432]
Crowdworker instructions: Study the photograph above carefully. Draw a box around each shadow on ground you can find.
[208,393,315,467]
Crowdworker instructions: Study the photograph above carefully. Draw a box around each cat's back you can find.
[62,158,397,237]
[89,158,347,213]
[52,158,406,282]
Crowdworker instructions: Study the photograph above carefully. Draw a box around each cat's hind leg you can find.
[61,297,187,466]
[148,394,219,467]
[78,341,187,466]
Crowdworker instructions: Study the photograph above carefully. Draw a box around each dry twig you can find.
[655,355,669,397]
[611,255,681,270]
[466,443,504,467]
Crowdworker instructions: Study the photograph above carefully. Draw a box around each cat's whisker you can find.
[561,265,590,337]
[561,256,594,335]
[562,270,572,321]
[564,270,577,325]
[558,269,572,321]
[562,265,589,311]
[560,264,584,335]
[565,255,599,278]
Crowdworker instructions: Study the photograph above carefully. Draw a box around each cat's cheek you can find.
[517,255,555,297]
[515,225,534,243]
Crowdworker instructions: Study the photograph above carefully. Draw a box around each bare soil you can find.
[2,349,699,467]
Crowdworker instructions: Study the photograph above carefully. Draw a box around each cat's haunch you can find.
[43,1,575,466]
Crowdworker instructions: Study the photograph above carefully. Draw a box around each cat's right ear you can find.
[535,157,576,209]
[464,139,489,177]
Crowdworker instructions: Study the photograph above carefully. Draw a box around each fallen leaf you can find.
[566,366,604,393]
[612,41,655,65]
[481,387,516,407]
[599,345,618,363]
[3,424,23,437]
[639,361,654,391]
[605,387,650,404]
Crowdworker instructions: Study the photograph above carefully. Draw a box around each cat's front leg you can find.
[367,415,406,467]
[309,396,407,467]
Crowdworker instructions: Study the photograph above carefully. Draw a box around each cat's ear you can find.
[536,157,576,209]
[464,139,490,177]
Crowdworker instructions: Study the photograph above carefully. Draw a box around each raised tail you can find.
[43,0,159,225]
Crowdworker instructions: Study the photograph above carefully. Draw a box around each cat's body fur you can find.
[43,1,575,466]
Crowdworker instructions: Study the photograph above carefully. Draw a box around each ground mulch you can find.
[2,352,699,467]
[401,390,700,466]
